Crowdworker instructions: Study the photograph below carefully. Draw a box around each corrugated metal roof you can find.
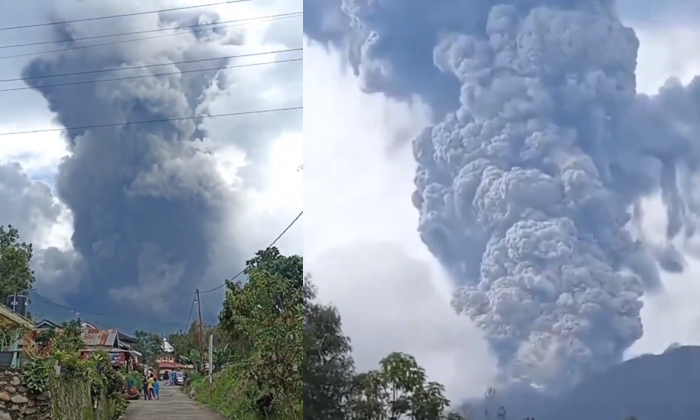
[81,329,119,347]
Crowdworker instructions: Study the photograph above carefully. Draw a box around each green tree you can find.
[215,247,303,418]
[0,225,35,302]
[303,277,355,420]
[133,330,164,366]
[347,352,465,420]
[196,252,463,420]
[228,264,303,418]
[219,246,303,352]
[169,321,226,366]
[54,319,84,353]
[212,342,233,373]
[302,276,466,420]
[244,247,303,288]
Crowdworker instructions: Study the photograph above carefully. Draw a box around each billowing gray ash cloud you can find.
[20,0,255,321]
[304,0,700,388]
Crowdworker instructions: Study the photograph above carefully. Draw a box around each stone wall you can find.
[0,369,51,420]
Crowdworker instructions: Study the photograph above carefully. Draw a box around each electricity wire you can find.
[0,0,255,32]
[183,291,197,332]
[0,11,301,51]
[31,291,184,327]
[0,106,302,137]
[0,56,302,93]
[9,2,302,331]
[0,12,301,60]
[5,47,301,84]
[199,210,303,294]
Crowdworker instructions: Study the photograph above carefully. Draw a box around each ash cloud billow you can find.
[304,0,700,389]
[21,0,252,319]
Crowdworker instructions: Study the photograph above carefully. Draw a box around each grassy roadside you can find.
[185,368,257,420]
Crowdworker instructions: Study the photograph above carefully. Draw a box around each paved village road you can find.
[122,384,224,420]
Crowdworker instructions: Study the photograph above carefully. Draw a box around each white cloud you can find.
[627,195,700,356]
[304,42,497,402]
[634,23,700,95]
[621,20,700,357]
[0,127,68,179]
[246,132,302,212]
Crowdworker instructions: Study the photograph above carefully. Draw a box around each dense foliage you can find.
[302,279,354,419]
[0,225,34,302]
[185,247,302,419]
[23,319,128,420]
[168,320,229,373]
[304,278,466,420]
[133,330,164,366]
[185,246,464,420]
[217,247,303,418]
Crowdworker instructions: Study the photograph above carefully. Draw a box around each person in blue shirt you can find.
[153,375,160,400]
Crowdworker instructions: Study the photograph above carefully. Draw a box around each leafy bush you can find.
[23,321,127,420]
[127,371,144,390]
[196,247,464,420]
[23,358,55,393]
[217,248,303,419]
[303,278,467,420]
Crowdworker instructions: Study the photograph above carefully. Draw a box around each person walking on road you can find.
[153,376,160,400]
[147,374,155,400]
[142,376,149,400]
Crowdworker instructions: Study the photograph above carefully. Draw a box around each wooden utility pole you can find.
[196,288,205,369]
[208,334,213,383]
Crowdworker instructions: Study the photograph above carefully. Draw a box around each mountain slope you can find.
[469,346,700,420]
[542,346,700,420]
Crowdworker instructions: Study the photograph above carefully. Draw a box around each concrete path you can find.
[122,384,224,420]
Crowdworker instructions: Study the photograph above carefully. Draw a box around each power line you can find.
[0,12,301,61]
[0,106,302,137]
[0,0,254,32]
[183,291,197,332]
[0,47,302,85]
[0,56,302,94]
[30,210,302,327]
[199,210,303,294]
[0,11,302,51]
[31,291,184,327]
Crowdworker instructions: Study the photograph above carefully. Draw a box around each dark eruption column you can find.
[413,5,648,387]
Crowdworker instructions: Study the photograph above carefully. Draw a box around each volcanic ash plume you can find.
[412,4,656,387]
[21,0,242,316]
[301,0,700,388]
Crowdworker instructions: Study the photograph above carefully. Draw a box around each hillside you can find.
[470,346,700,420]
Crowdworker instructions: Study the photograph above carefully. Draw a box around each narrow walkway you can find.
[122,384,224,420]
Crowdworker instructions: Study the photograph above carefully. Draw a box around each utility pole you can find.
[196,288,205,370]
[208,334,213,383]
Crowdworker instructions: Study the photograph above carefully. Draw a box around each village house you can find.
[155,337,186,374]
[0,303,35,368]
[80,326,141,370]
[34,319,141,370]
